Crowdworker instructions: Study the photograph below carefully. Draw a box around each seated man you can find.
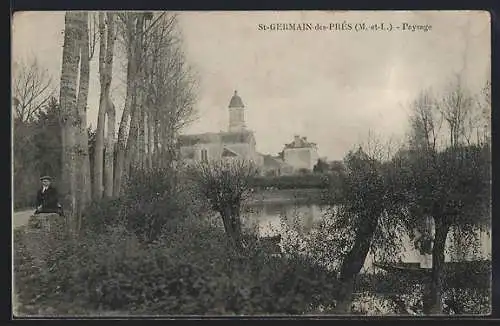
[35,176,62,215]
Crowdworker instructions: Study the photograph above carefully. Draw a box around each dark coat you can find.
[36,186,59,213]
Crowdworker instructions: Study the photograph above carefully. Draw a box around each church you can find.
[177,91,319,176]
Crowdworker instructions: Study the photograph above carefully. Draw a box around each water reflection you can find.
[243,203,328,237]
[242,202,492,268]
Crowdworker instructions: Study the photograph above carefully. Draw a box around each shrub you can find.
[15,216,489,316]
[275,206,491,315]
[14,217,342,316]
[118,167,187,242]
[81,198,122,233]
[185,160,259,250]
[82,167,199,242]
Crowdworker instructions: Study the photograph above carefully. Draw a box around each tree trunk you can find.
[147,112,154,170]
[75,12,91,231]
[125,94,140,175]
[153,120,160,168]
[59,11,84,233]
[334,212,380,314]
[158,121,165,168]
[231,202,243,248]
[92,13,107,201]
[113,58,134,197]
[220,211,233,240]
[334,277,356,313]
[131,67,145,171]
[143,111,149,169]
[162,126,176,169]
[137,105,146,170]
[104,101,115,197]
[114,15,144,193]
[219,204,244,252]
[102,13,116,198]
[93,12,116,201]
[423,218,450,315]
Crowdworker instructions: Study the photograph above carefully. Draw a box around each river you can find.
[242,200,491,272]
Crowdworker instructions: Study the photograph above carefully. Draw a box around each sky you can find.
[12,11,490,160]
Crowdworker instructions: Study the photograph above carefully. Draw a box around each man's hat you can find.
[40,176,52,181]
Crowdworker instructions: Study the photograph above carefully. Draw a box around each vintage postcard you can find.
[12,10,491,317]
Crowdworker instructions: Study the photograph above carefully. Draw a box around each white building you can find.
[177,91,321,176]
[178,91,263,167]
[282,135,320,173]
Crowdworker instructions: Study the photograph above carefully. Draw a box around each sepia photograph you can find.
[12,10,491,317]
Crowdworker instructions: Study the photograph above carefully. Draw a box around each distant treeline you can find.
[249,173,334,190]
[13,98,62,210]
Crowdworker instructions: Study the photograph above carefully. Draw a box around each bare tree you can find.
[113,12,147,197]
[438,76,475,148]
[113,12,197,196]
[475,80,491,145]
[74,12,96,228]
[146,24,197,169]
[409,89,443,153]
[123,14,146,177]
[12,57,55,123]
[187,160,259,251]
[330,139,391,313]
[103,14,117,198]
[93,12,116,200]
[395,76,491,314]
[59,12,86,231]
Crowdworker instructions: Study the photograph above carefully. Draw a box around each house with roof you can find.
[177,90,318,176]
[281,135,320,173]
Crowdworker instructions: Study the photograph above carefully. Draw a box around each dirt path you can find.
[13,210,34,316]
[13,210,34,229]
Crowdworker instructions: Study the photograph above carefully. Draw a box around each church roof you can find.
[222,147,239,157]
[177,132,220,147]
[262,155,282,168]
[177,130,255,147]
[260,154,293,169]
[228,90,245,108]
[220,130,254,144]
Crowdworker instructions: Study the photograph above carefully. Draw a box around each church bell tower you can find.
[228,90,246,132]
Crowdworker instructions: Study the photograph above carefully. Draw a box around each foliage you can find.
[186,160,259,204]
[14,217,343,316]
[278,208,490,315]
[278,207,353,274]
[313,159,328,174]
[13,98,62,209]
[442,288,490,315]
[328,160,346,174]
[120,167,191,242]
[325,146,390,302]
[14,206,490,316]
[336,147,387,214]
[185,160,259,249]
[389,144,490,245]
[81,198,122,233]
[82,167,191,243]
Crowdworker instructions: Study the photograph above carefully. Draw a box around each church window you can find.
[201,149,208,162]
